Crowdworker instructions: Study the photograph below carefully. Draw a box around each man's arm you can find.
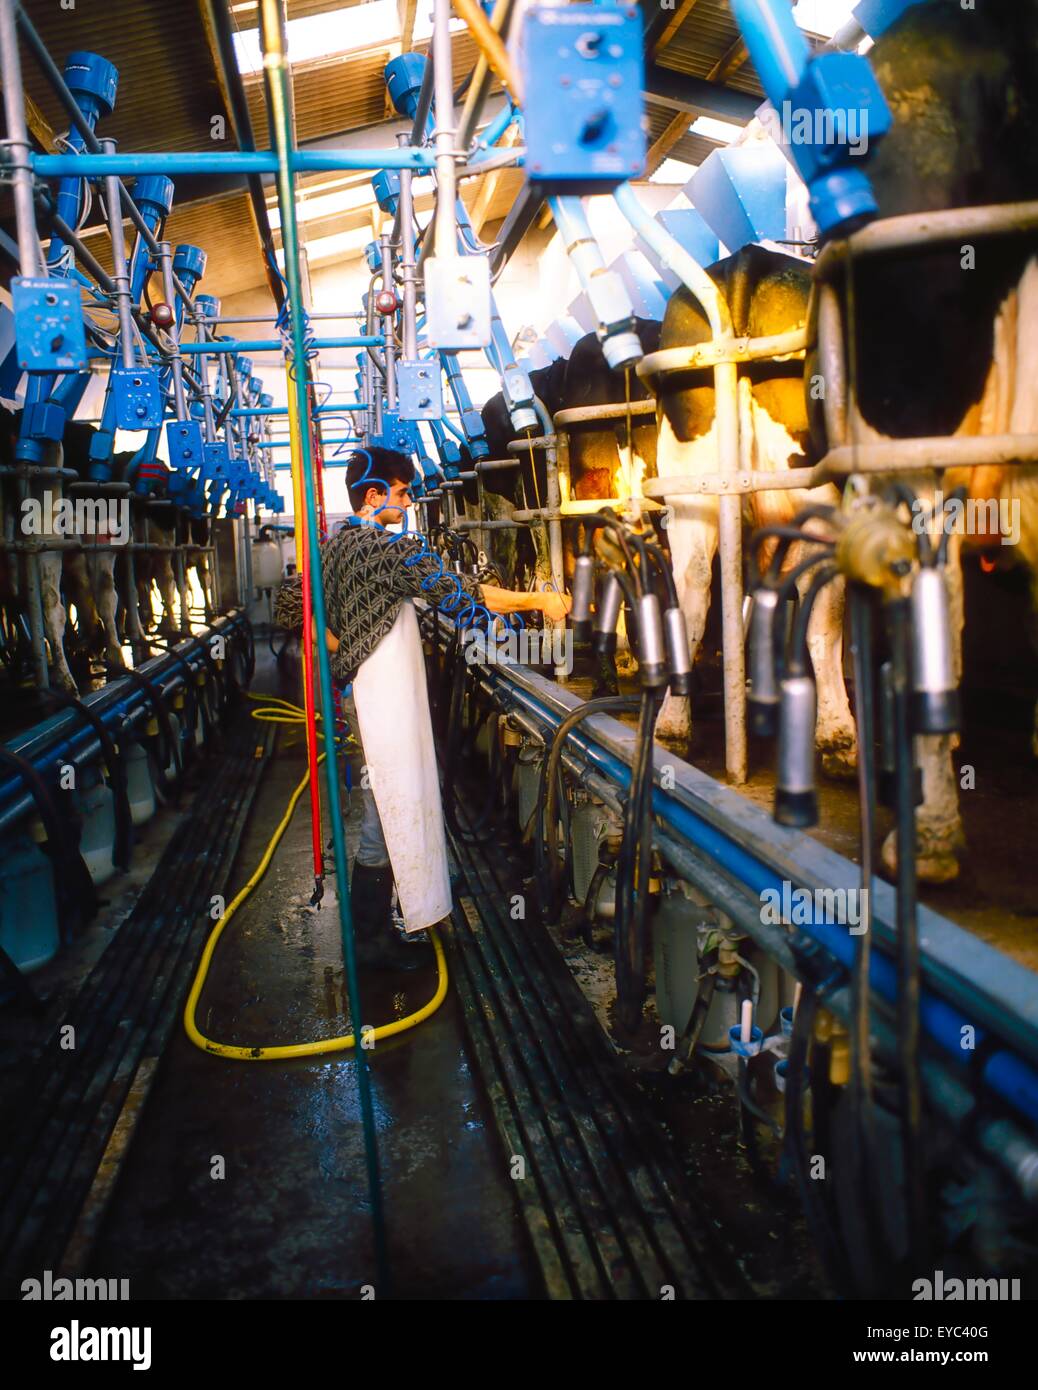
[391,535,570,621]
[480,584,571,622]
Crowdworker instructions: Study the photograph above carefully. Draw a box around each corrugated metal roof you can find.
[653,0,826,97]
[243,31,487,146]
[645,99,725,169]
[18,0,224,152]
[233,0,369,23]
[652,0,762,96]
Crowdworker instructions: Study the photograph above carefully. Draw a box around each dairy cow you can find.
[478,320,661,590]
[649,245,857,769]
[815,0,1038,881]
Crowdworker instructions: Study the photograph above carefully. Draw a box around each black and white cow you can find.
[814,0,1038,881]
[649,244,857,767]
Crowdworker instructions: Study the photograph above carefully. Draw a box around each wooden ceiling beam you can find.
[650,0,702,59]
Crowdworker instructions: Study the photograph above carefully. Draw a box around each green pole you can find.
[258,0,388,1288]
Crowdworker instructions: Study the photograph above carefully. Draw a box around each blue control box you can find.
[166,419,205,470]
[111,364,163,429]
[203,439,231,482]
[396,361,444,421]
[12,277,88,374]
[520,4,645,192]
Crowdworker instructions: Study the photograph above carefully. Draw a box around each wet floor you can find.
[88,672,541,1300]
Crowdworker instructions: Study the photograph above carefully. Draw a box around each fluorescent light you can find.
[792,0,859,39]
[688,116,743,144]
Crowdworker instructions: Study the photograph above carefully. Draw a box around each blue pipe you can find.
[260,437,358,448]
[274,458,359,470]
[473,102,518,155]
[495,674,1038,1129]
[229,403,365,417]
[179,336,382,353]
[33,149,439,176]
[440,353,489,459]
[728,0,892,237]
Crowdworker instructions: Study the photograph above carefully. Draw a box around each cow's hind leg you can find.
[797,566,857,777]
[88,553,126,670]
[39,550,78,693]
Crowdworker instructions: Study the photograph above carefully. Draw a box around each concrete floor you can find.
[89,667,542,1300]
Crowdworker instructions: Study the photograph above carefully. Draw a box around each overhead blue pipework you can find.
[383,51,536,440]
[728,0,893,237]
[11,49,118,465]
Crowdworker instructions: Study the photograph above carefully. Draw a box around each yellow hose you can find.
[183,694,448,1060]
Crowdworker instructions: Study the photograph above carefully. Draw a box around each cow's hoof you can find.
[881,823,963,885]
[655,708,691,747]
[820,737,857,781]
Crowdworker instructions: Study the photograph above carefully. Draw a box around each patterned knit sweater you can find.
[273,522,483,684]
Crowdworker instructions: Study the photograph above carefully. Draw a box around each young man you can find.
[274,446,570,969]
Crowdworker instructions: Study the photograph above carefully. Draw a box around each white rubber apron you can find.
[351,599,451,932]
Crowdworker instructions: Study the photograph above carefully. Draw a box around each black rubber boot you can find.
[348,862,429,972]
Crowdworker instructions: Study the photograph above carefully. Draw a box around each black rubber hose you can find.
[0,747,97,942]
[738,1052,790,1202]
[784,986,854,1292]
[786,564,839,679]
[888,593,929,1268]
[154,648,209,760]
[40,690,133,872]
[772,554,838,682]
[580,859,611,948]
[534,696,639,922]
[676,967,717,1068]
[115,668,183,802]
[848,586,878,1159]
[613,689,661,1033]
[146,633,228,722]
[441,632,507,844]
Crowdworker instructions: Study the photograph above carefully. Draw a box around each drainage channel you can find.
[446,797,750,1301]
[0,712,271,1295]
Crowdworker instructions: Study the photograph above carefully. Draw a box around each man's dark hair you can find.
[345,447,415,513]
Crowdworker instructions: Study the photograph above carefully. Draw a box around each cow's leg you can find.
[174,546,191,633]
[39,550,77,693]
[62,550,99,651]
[87,552,126,670]
[148,521,178,634]
[797,567,857,777]
[156,554,178,634]
[654,417,720,743]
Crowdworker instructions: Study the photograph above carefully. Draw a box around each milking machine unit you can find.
[744,486,972,1286]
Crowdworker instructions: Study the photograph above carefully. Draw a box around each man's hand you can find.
[480,583,571,620]
[311,618,340,653]
[538,590,572,623]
